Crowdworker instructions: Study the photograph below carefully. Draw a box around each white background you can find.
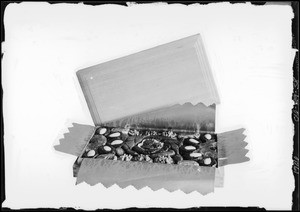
[2,2,296,210]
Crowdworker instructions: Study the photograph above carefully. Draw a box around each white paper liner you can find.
[218,128,250,166]
[54,123,251,194]
[76,158,216,194]
[54,123,95,156]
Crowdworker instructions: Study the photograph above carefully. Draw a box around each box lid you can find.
[77,34,220,126]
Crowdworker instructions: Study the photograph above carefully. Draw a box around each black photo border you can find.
[0,1,298,211]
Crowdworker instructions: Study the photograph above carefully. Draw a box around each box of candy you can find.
[79,126,218,167]
[55,34,249,194]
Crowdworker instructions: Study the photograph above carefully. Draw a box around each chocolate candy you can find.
[96,127,110,136]
[97,145,113,154]
[172,155,183,164]
[138,138,163,154]
[189,152,203,160]
[108,132,121,139]
[86,142,99,152]
[110,139,124,148]
[90,134,107,146]
[204,157,212,165]
[163,137,181,146]
[179,145,196,155]
[198,157,217,166]
[121,144,139,156]
[183,145,196,151]
[115,147,125,156]
[162,143,171,151]
[204,134,212,140]
[87,149,96,157]
[170,143,180,155]
[184,138,200,146]
[200,133,216,143]
[132,145,150,155]
[150,150,175,159]
[124,136,136,149]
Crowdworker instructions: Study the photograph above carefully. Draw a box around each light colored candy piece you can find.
[189,138,199,144]
[185,146,196,151]
[103,146,111,152]
[204,134,212,140]
[99,128,107,135]
[116,147,125,156]
[111,139,123,146]
[109,132,121,137]
[87,150,96,157]
[204,158,212,165]
[190,152,202,157]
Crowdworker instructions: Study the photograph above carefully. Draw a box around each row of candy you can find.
[81,126,218,167]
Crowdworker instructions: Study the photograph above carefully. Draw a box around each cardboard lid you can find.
[77,34,220,126]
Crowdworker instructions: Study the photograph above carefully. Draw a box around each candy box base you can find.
[74,125,219,176]
[55,122,248,194]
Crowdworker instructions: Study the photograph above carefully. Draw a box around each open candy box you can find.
[55,34,249,194]
[81,126,218,167]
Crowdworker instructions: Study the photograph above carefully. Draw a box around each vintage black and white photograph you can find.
[1,1,298,211]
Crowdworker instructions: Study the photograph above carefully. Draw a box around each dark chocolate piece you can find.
[121,144,139,156]
[97,145,113,154]
[172,154,183,164]
[132,145,150,155]
[90,134,107,146]
[125,136,135,149]
[150,150,175,159]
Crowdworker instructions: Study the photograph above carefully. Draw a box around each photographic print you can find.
[55,34,249,194]
[1,1,297,211]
